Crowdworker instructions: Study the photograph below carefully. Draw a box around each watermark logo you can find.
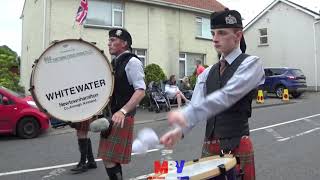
[147,160,189,180]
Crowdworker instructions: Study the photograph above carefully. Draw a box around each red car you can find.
[0,86,50,138]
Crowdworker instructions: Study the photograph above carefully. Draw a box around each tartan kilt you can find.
[97,116,134,164]
[72,119,94,132]
[202,137,256,180]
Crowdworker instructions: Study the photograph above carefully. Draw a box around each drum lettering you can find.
[70,87,76,95]
[88,82,94,89]
[100,79,106,86]
[46,93,55,101]
[63,89,69,96]
[84,83,91,91]
[75,85,84,92]
[94,80,100,88]
[55,90,64,99]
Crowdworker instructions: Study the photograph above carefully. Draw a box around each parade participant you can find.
[98,28,145,180]
[69,120,97,173]
[160,10,265,180]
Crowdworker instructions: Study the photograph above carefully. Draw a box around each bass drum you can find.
[30,39,113,122]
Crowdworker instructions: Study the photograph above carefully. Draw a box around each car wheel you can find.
[17,117,40,139]
[275,85,285,98]
[292,92,302,98]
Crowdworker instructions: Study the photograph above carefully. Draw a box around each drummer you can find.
[160,9,265,180]
[98,28,146,180]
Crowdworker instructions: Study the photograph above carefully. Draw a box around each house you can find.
[20,0,226,92]
[244,0,320,91]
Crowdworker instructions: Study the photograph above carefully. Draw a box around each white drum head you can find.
[30,39,113,122]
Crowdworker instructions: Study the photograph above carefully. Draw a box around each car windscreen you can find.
[290,69,304,77]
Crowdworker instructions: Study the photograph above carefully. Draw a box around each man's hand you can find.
[112,111,125,128]
[160,110,187,148]
[160,127,183,149]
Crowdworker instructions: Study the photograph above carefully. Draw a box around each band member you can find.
[160,10,265,180]
[98,28,146,180]
[69,120,97,173]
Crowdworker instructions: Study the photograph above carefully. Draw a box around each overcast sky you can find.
[0,0,319,55]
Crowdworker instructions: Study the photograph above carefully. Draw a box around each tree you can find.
[0,45,24,92]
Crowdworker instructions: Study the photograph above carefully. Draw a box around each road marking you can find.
[304,118,320,126]
[265,128,283,139]
[2,114,320,177]
[41,168,66,180]
[277,127,320,142]
[250,114,320,132]
[0,147,161,177]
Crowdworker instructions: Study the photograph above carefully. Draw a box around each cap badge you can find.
[225,14,237,25]
[116,30,122,36]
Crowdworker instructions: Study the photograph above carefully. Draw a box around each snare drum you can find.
[149,155,237,180]
[30,39,113,122]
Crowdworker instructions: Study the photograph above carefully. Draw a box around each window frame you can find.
[132,49,147,67]
[179,53,187,78]
[179,53,206,78]
[84,0,124,29]
[195,17,212,40]
[258,28,268,46]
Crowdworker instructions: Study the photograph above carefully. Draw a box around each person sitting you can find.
[180,76,193,100]
[165,75,189,108]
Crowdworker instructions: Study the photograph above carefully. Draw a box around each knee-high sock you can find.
[106,163,122,180]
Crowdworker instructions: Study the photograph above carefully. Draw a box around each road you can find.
[1,93,320,180]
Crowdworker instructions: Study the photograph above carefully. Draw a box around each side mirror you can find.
[2,96,9,105]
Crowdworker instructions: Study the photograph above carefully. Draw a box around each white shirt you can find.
[181,47,265,134]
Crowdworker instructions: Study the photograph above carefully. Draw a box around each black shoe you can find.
[86,161,97,169]
[71,163,88,173]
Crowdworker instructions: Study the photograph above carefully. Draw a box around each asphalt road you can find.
[1,93,320,180]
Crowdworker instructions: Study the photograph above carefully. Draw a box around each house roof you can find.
[244,0,320,31]
[161,0,226,12]
[133,0,226,14]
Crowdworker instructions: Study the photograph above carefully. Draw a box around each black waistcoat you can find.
[110,53,138,114]
[205,53,255,140]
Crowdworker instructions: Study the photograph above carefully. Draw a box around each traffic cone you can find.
[256,90,264,104]
[282,89,289,102]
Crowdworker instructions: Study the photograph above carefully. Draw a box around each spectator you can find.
[165,75,189,108]
[194,60,205,76]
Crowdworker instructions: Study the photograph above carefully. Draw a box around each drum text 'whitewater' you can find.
[45,79,106,101]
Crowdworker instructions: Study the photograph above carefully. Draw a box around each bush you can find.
[0,46,24,93]
[189,74,197,89]
[144,63,167,85]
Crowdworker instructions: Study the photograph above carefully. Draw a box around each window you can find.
[270,69,284,76]
[196,17,212,39]
[179,53,205,78]
[132,49,147,67]
[259,28,268,45]
[85,0,123,28]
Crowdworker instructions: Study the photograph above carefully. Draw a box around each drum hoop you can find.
[190,155,237,180]
[30,39,114,122]
[153,155,237,179]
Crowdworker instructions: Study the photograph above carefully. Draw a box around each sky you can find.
[0,0,319,56]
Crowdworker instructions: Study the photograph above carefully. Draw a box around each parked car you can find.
[260,68,307,98]
[0,86,50,138]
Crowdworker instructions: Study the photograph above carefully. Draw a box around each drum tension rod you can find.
[218,164,226,177]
